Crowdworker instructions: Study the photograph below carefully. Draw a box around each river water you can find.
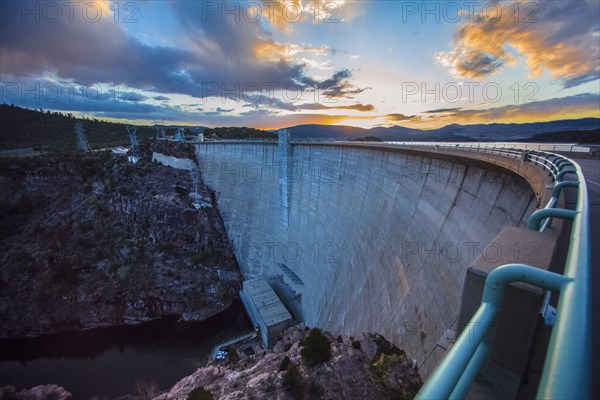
[0,300,251,399]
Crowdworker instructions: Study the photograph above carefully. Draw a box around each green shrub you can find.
[48,259,79,286]
[282,362,304,399]
[300,328,331,367]
[133,379,160,400]
[284,343,292,352]
[352,340,361,350]
[306,381,324,398]
[228,348,239,364]
[371,334,405,358]
[191,251,206,264]
[33,224,45,236]
[215,282,234,301]
[158,242,175,253]
[118,187,133,196]
[279,356,291,372]
[175,185,189,198]
[187,387,214,400]
[371,353,405,378]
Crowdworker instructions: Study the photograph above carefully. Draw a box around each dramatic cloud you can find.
[317,69,372,98]
[437,49,506,78]
[2,1,596,129]
[423,107,463,114]
[299,103,375,112]
[437,0,600,87]
[385,113,418,122]
[239,95,374,112]
[0,0,359,102]
[0,2,196,92]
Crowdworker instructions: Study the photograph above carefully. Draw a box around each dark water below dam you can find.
[0,300,251,399]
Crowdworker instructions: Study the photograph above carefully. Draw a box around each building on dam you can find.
[240,277,294,347]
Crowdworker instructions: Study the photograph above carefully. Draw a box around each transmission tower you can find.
[126,124,140,163]
[175,128,185,142]
[153,119,166,138]
[75,120,91,152]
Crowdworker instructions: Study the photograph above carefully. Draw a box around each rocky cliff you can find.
[0,151,241,338]
[0,385,71,400]
[156,326,422,400]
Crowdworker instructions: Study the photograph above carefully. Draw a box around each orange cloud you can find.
[253,40,291,62]
[438,0,600,87]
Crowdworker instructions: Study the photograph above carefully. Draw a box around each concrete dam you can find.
[190,138,543,378]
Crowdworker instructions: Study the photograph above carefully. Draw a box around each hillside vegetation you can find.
[522,128,600,143]
[0,104,156,152]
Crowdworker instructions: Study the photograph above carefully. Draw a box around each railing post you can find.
[527,208,577,231]
[557,168,576,182]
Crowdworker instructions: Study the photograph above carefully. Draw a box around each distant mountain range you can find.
[284,118,600,142]
[2,104,599,150]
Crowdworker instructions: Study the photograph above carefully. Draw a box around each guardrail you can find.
[412,143,591,399]
[382,141,592,153]
[179,136,593,153]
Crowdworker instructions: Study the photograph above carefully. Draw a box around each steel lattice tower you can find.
[126,125,140,163]
[153,119,165,138]
[75,120,91,152]
[175,128,185,142]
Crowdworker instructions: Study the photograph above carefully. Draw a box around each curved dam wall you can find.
[194,142,538,373]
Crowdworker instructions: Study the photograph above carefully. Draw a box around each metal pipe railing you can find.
[537,158,591,399]
[413,143,591,399]
[417,264,573,399]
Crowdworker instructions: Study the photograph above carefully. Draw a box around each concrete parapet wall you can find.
[194,142,540,375]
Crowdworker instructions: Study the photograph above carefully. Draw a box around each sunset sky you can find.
[1,0,599,129]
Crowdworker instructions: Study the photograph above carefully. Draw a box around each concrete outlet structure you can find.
[240,277,294,347]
